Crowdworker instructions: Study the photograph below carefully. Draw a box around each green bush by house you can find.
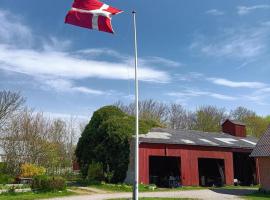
[31,176,66,192]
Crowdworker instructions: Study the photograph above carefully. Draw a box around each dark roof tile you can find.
[251,126,270,157]
[139,128,258,150]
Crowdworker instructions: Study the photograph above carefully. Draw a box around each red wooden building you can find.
[125,120,258,187]
[251,126,270,191]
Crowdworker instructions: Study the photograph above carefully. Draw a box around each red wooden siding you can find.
[222,120,246,138]
[139,143,235,186]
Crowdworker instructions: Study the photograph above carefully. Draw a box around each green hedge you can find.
[0,174,14,184]
[31,176,66,192]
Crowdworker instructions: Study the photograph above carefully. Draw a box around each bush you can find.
[31,175,66,192]
[0,174,15,184]
[20,163,46,178]
[0,163,8,174]
[87,162,103,182]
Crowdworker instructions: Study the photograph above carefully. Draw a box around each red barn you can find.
[125,120,258,187]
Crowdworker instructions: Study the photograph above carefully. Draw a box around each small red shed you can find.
[125,120,258,187]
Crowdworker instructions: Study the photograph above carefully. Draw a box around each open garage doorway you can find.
[198,158,225,187]
[149,156,181,188]
[233,152,257,186]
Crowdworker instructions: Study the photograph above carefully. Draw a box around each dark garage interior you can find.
[149,156,181,187]
[233,152,257,186]
[198,158,225,187]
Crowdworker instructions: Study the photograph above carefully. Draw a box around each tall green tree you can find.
[244,115,270,138]
[75,106,159,183]
[194,106,227,132]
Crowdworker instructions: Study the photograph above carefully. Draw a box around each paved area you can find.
[49,188,256,200]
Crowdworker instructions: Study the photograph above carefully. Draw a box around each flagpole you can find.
[132,10,139,200]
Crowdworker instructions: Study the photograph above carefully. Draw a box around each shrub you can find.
[31,175,66,192]
[20,163,46,178]
[0,163,8,174]
[0,174,15,184]
[87,162,103,182]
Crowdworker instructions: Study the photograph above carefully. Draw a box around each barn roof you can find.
[222,119,246,126]
[139,128,258,150]
[250,126,270,157]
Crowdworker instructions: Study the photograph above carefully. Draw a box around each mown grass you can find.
[88,183,207,193]
[89,182,259,193]
[0,190,75,200]
[110,198,196,200]
[244,191,270,200]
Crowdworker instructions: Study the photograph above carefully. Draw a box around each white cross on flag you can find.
[65,0,122,34]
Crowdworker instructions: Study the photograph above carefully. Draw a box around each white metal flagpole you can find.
[132,10,139,200]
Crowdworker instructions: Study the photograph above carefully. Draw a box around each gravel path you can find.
[48,188,256,200]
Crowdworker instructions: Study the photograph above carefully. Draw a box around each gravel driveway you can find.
[48,188,256,200]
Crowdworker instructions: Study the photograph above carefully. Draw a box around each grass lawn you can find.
[244,192,270,200]
[110,198,195,200]
[88,182,259,193]
[88,183,207,193]
[0,190,75,200]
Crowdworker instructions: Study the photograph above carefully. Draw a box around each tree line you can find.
[0,90,76,175]
[115,99,270,138]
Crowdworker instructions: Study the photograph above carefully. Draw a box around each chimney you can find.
[222,119,246,138]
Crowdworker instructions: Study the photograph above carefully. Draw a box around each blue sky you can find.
[1,0,270,121]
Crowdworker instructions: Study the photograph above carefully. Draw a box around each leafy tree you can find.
[115,99,169,124]
[244,115,269,138]
[75,106,160,183]
[194,106,227,132]
[168,103,195,130]
[230,106,255,121]
[0,90,25,130]
[265,115,270,123]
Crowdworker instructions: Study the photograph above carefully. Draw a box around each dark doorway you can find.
[198,158,225,187]
[149,156,181,187]
[233,152,257,186]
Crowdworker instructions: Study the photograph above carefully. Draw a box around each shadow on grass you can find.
[210,188,258,196]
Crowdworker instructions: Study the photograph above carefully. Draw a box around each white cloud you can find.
[174,72,204,81]
[190,25,270,59]
[237,5,270,15]
[0,9,172,96]
[167,89,237,101]
[0,45,170,83]
[140,56,182,68]
[261,21,270,27]
[243,87,270,105]
[0,9,32,46]
[43,111,89,121]
[43,37,72,51]
[208,78,267,89]
[206,9,224,16]
[76,48,124,59]
[43,79,105,95]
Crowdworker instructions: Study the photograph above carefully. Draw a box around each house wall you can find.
[258,157,270,191]
[222,120,246,138]
[139,143,235,186]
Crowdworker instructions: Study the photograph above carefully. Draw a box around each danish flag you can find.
[65,0,122,34]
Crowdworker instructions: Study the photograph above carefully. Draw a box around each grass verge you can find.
[244,191,270,200]
[0,190,75,200]
[110,198,196,200]
[88,183,206,192]
[88,183,259,193]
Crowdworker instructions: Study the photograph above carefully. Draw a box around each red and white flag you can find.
[65,0,122,34]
